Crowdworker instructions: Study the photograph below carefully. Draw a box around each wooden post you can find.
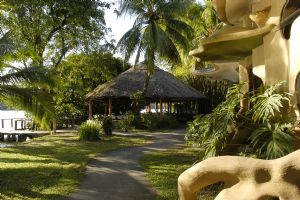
[105,100,108,116]
[160,98,163,115]
[195,100,199,115]
[146,101,151,113]
[155,102,158,113]
[88,99,93,120]
[109,97,112,116]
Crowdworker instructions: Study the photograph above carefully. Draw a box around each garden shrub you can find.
[141,113,179,131]
[118,111,135,131]
[102,116,113,135]
[78,120,101,141]
[141,113,160,131]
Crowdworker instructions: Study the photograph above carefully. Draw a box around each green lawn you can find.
[140,148,219,200]
[0,133,148,200]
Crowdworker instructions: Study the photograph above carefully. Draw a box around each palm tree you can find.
[117,0,194,73]
[0,31,55,129]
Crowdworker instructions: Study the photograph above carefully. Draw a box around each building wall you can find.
[289,17,300,111]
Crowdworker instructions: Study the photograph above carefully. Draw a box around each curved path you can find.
[64,129,185,200]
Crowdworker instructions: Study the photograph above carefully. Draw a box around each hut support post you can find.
[160,98,163,115]
[88,99,93,120]
[195,100,199,115]
[146,101,151,113]
[109,97,112,116]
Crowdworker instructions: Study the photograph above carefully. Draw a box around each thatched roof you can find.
[87,63,206,100]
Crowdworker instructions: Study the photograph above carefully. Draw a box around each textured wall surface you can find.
[178,150,300,200]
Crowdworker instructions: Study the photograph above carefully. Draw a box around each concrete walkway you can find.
[64,129,185,200]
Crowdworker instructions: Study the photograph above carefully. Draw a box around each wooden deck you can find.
[0,130,49,142]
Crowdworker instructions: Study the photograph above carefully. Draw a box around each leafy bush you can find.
[186,82,300,159]
[102,116,113,135]
[118,111,135,131]
[78,120,101,141]
[141,113,178,131]
[141,113,160,131]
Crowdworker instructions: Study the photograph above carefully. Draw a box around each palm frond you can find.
[116,25,143,61]
[154,25,181,64]
[165,28,189,52]
[164,18,194,39]
[0,31,14,57]
[157,0,192,16]
[0,85,54,129]
[0,66,55,89]
[117,0,146,17]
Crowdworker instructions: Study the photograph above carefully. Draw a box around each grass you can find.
[140,148,197,200]
[140,148,219,200]
[0,132,148,200]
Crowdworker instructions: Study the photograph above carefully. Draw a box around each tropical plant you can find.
[186,83,242,158]
[250,122,298,159]
[250,83,291,123]
[78,120,101,141]
[248,83,299,159]
[186,82,300,159]
[117,0,194,73]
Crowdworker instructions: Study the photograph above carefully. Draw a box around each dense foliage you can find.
[186,83,299,159]
[0,0,110,67]
[141,113,178,131]
[186,75,231,112]
[172,0,222,76]
[54,52,130,120]
[78,120,101,141]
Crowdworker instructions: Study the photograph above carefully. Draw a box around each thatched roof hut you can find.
[86,63,206,118]
[87,63,205,100]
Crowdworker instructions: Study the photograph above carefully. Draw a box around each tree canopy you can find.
[54,52,130,119]
[0,0,110,68]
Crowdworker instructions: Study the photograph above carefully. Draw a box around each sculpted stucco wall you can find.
[178,150,300,200]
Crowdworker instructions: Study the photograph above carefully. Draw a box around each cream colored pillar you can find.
[239,56,252,114]
[289,17,300,116]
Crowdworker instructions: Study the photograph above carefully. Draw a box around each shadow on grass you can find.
[0,133,148,200]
